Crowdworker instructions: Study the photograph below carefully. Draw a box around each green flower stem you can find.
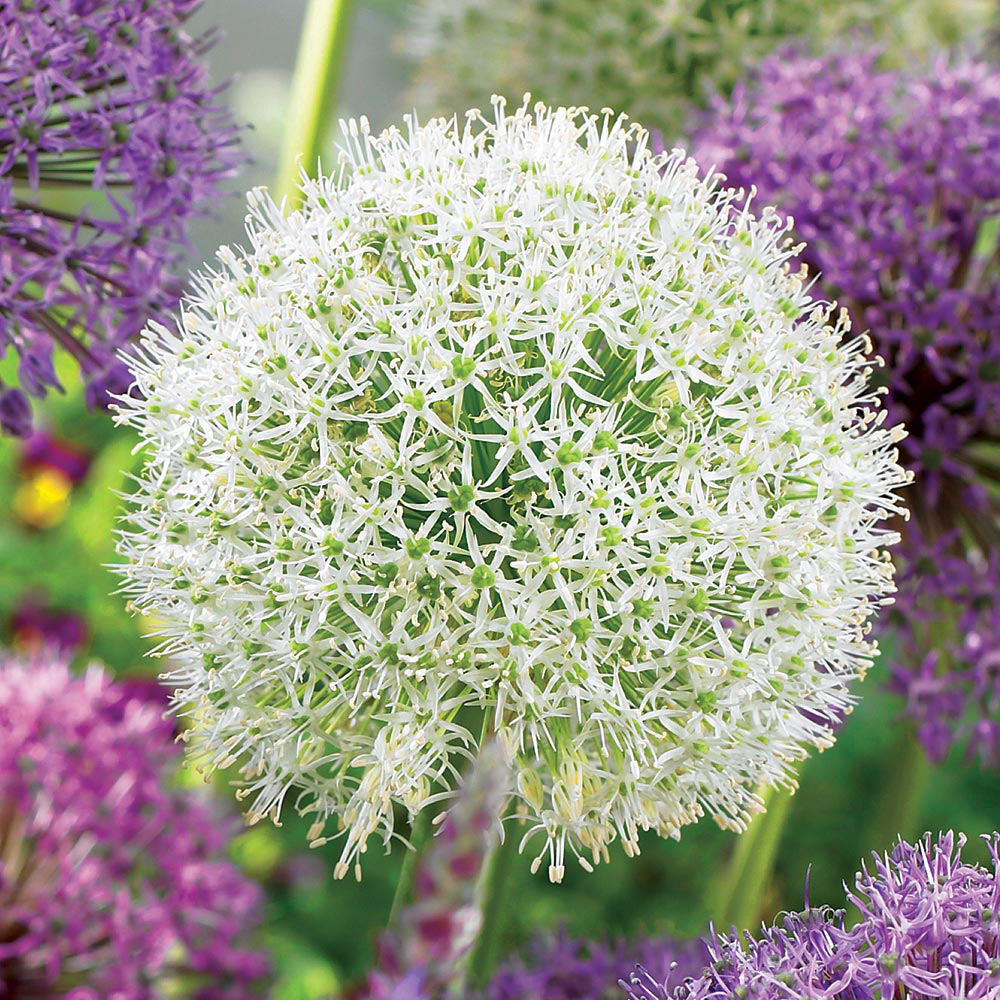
[466,819,519,989]
[275,0,355,206]
[841,730,930,928]
[866,729,931,851]
[388,807,434,925]
[708,783,795,932]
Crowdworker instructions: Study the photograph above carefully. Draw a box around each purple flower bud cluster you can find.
[485,929,708,1000]
[692,49,1000,763]
[0,654,269,997]
[365,742,510,1000]
[0,0,241,433]
[625,831,1000,1000]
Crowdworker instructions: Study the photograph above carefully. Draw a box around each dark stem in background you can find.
[864,729,930,853]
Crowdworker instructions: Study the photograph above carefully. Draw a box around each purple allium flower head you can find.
[0,0,242,432]
[21,429,90,484]
[486,929,709,1000]
[0,654,269,997]
[624,831,1000,1000]
[692,50,1000,763]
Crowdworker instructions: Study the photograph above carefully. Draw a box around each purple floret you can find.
[0,654,269,997]
[625,832,1000,1000]
[0,0,242,430]
[692,49,1000,764]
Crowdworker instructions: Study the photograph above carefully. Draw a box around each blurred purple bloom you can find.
[0,654,269,997]
[21,429,90,484]
[884,531,1000,764]
[625,832,1000,1000]
[0,387,31,436]
[692,50,1000,764]
[486,929,709,1000]
[0,0,242,431]
[9,596,87,653]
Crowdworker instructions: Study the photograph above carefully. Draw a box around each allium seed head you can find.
[116,98,908,882]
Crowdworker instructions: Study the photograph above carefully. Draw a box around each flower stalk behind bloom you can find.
[705,783,795,933]
[365,742,509,999]
[275,0,356,206]
[116,96,908,883]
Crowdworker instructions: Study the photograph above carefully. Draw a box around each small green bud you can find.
[323,536,345,558]
[406,537,431,559]
[649,555,670,577]
[601,526,623,546]
[631,598,656,619]
[416,573,441,600]
[449,484,475,512]
[688,589,709,612]
[512,524,539,552]
[509,623,531,645]
[555,441,583,466]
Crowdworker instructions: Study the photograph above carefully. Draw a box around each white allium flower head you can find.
[117,97,909,883]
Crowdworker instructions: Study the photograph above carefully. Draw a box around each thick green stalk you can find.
[388,807,434,925]
[466,822,519,989]
[707,783,795,932]
[275,0,355,206]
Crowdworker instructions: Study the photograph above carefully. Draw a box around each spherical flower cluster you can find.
[486,930,708,1000]
[401,0,993,141]
[0,655,269,998]
[692,51,1000,763]
[625,831,1000,1000]
[0,0,241,434]
[116,98,907,883]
